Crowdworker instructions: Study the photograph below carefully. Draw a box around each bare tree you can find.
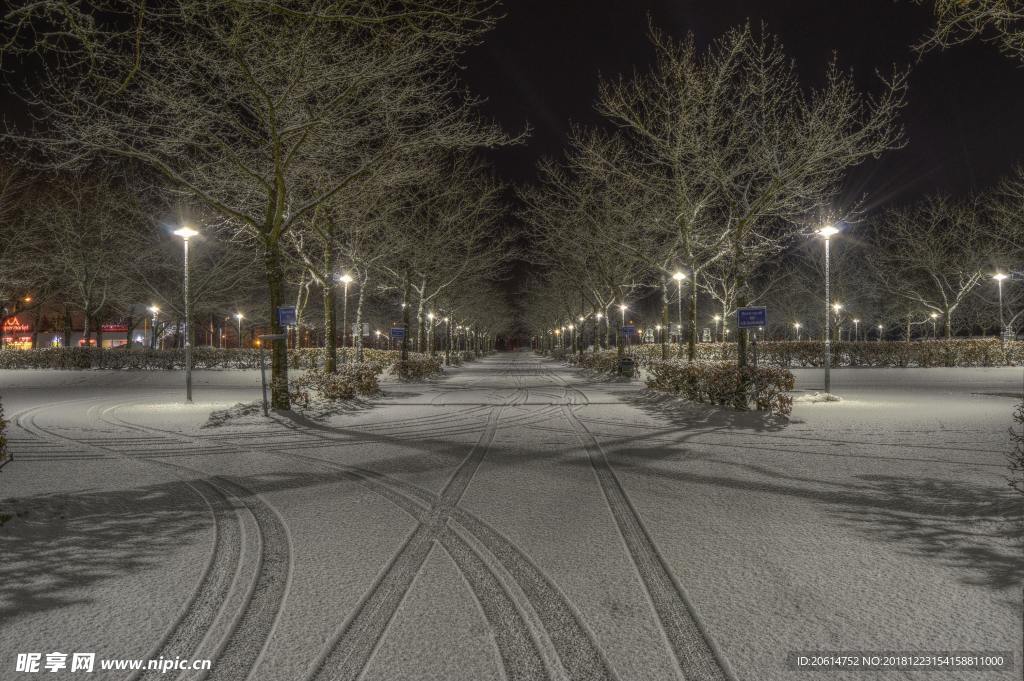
[597,23,908,365]
[916,0,1024,63]
[868,196,998,338]
[4,0,510,408]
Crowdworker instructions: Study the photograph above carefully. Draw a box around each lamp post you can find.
[235,312,244,348]
[578,316,585,353]
[929,312,939,338]
[853,318,860,342]
[793,322,801,341]
[596,312,604,350]
[338,273,353,360]
[148,305,160,349]
[427,312,436,355]
[818,224,840,395]
[173,226,198,403]
[877,324,884,342]
[619,304,628,351]
[713,314,721,343]
[994,272,1008,340]
[673,271,685,348]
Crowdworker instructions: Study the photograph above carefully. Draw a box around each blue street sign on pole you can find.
[389,327,406,339]
[621,325,636,336]
[736,306,767,329]
[276,306,297,326]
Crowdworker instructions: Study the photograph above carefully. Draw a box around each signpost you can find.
[389,327,405,339]
[737,307,767,367]
[276,306,297,327]
[621,325,636,336]
[736,306,767,329]
[257,333,286,416]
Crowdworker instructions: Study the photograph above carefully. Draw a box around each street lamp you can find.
[443,317,451,365]
[852,318,860,342]
[793,322,801,341]
[929,312,939,338]
[234,312,244,348]
[713,314,721,343]
[673,271,686,347]
[994,272,1008,340]
[596,312,604,350]
[619,304,628,349]
[877,324,884,342]
[338,273,353,359]
[817,224,840,394]
[173,226,198,403]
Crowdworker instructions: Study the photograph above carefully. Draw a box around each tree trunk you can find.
[660,279,669,361]
[265,245,290,410]
[354,273,368,363]
[687,278,698,362]
[63,305,72,347]
[401,275,411,361]
[323,280,337,373]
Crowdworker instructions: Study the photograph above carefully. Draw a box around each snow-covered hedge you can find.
[0,346,405,372]
[391,355,444,381]
[626,339,1024,368]
[0,398,8,470]
[289,363,380,405]
[646,360,795,416]
[1010,402,1024,496]
[570,350,620,373]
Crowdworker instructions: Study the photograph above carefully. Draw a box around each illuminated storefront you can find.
[2,316,32,350]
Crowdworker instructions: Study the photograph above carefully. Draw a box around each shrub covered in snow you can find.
[646,360,795,416]
[288,363,380,405]
[0,398,8,470]
[1010,402,1024,496]
[626,339,1024,368]
[390,355,443,381]
[0,347,403,372]
[571,350,620,373]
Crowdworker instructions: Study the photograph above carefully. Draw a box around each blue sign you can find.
[736,306,767,329]
[389,327,405,339]
[621,325,636,336]
[276,306,297,326]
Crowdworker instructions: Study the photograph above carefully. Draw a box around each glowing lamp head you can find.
[578,316,584,322]
[427,312,435,320]
[173,226,199,239]
[596,313,603,320]
[149,305,160,314]
[817,225,840,239]
[235,312,244,321]
[794,322,801,329]
[672,271,686,282]
[930,312,938,319]
[619,304,627,311]
[832,303,842,312]
[713,314,721,322]
[993,272,1008,282]
[338,273,354,285]
[853,318,860,324]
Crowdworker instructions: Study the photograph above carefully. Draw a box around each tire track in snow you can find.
[94,406,295,681]
[545,367,737,681]
[306,406,524,681]
[13,404,246,681]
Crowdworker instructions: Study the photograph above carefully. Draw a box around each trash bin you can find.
[618,357,636,378]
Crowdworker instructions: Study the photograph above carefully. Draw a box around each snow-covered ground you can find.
[0,354,1020,680]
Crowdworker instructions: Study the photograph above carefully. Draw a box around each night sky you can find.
[462,0,1024,206]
